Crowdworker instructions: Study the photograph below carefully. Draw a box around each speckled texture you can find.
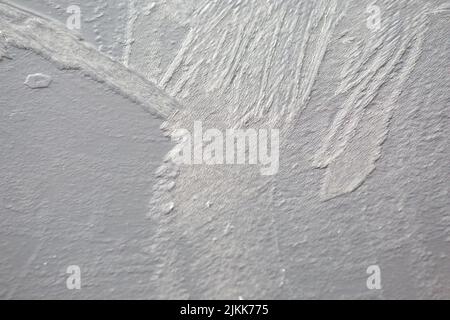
[0,0,449,299]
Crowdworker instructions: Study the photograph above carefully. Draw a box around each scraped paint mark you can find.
[0,1,180,119]
[149,0,346,127]
[314,5,431,200]
[122,0,138,67]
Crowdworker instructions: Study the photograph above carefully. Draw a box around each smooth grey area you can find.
[0,48,171,299]
[0,0,449,299]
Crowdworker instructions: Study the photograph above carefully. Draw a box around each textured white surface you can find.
[0,0,449,299]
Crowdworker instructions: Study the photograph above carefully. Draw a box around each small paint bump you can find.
[24,73,52,89]
[161,202,175,214]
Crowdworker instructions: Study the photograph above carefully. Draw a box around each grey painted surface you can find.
[0,0,449,299]
[0,48,171,299]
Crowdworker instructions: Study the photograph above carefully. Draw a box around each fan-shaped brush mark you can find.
[314,6,431,200]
